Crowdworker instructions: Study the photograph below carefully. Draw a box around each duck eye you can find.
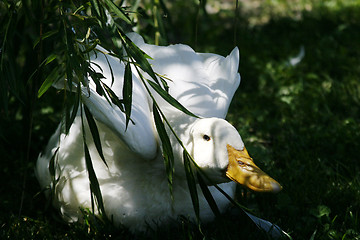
[203,135,211,141]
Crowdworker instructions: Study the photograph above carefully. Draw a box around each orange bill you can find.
[226,144,282,192]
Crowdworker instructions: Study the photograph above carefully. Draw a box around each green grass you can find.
[1,1,360,239]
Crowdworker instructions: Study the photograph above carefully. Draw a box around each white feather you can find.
[36,33,242,232]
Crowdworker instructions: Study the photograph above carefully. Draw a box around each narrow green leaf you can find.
[159,76,169,92]
[197,171,221,218]
[153,104,174,200]
[1,6,13,67]
[154,3,167,45]
[90,0,103,23]
[84,104,108,168]
[49,147,61,196]
[90,71,105,96]
[123,62,133,129]
[102,83,124,111]
[45,54,57,65]
[46,147,60,209]
[78,59,92,88]
[33,30,58,48]
[183,150,200,222]
[42,29,59,39]
[80,107,107,219]
[102,83,135,124]
[49,147,59,179]
[82,39,100,54]
[37,67,58,98]
[123,36,158,83]
[147,80,198,118]
[68,85,81,133]
[65,91,74,134]
[103,54,115,85]
[212,182,251,212]
[0,72,8,115]
[103,0,131,24]
[83,138,107,218]
[65,58,74,91]
[85,27,91,39]
[73,4,86,14]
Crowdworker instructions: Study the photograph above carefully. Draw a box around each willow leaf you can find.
[123,62,133,129]
[64,92,71,134]
[49,147,59,179]
[90,0,104,23]
[92,73,105,96]
[244,211,289,239]
[159,76,169,92]
[123,37,158,83]
[45,54,57,65]
[82,39,100,54]
[147,80,197,118]
[154,3,167,45]
[102,83,124,112]
[212,182,251,212]
[197,171,221,218]
[83,138,106,218]
[68,85,81,133]
[84,105,108,168]
[37,67,58,98]
[102,83,135,125]
[153,104,174,200]
[49,147,60,204]
[104,54,115,85]
[103,0,131,24]
[90,0,100,16]
[183,150,200,222]
[33,30,58,49]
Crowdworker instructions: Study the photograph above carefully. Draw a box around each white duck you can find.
[36,33,281,232]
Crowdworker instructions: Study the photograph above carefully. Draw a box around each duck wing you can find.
[128,33,240,119]
[83,48,158,160]
[82,33,239,157]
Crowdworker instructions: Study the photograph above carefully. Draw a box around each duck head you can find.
[189,118,282,192]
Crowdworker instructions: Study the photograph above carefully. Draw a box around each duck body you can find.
[37,115,236,232]
[36,33,281,232]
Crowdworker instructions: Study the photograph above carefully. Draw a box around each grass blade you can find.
[153,104,174,200]
[84,105,108,168]
[123,62,133,129]
[147,80,197,118]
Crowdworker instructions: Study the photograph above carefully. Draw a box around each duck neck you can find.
[163,112,199,178]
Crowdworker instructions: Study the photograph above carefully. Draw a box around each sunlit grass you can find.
[225,2,360,237]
